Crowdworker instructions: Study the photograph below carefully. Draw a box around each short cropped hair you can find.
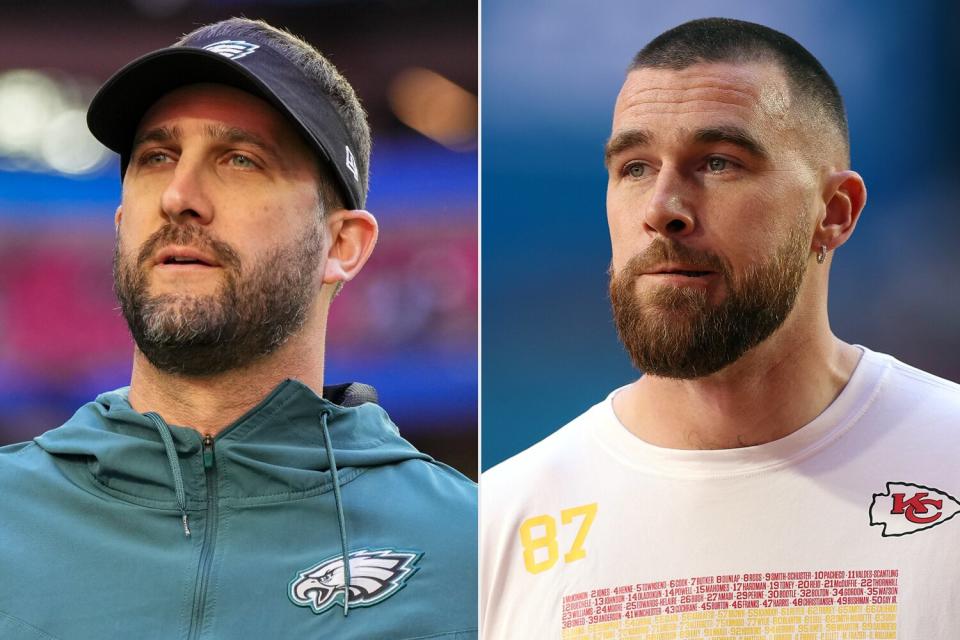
[632,18,849,164]
[177,18,371,212]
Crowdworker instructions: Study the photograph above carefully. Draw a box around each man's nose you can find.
[642,167,695,238]
[160,159,214,225]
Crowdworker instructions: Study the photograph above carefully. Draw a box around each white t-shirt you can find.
[481,348,960,639]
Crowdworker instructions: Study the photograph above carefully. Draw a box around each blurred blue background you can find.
[482,1,960,469]
[0,0,477,477]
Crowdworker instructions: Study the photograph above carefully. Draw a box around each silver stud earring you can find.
[817,244,827,264]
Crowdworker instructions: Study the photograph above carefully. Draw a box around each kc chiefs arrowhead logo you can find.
[870,482,960,537]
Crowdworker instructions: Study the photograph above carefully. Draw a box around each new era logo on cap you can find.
[345,145,359,182]
[202,40,260,60]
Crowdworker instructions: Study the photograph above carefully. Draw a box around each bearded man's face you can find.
[114,84,328,376]
[605,62,822,377]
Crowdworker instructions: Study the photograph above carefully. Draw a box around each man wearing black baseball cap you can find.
[0,17,476,640]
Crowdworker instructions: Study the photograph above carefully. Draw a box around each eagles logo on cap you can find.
[201,40,260,60]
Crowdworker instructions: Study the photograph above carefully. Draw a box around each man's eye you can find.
[625,163,646,178]
[229,154,257,169]
[707,157,729,172]
[140,151,171,165]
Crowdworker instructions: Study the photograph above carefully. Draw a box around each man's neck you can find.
[613,325,862,450]
[126,329,325,437]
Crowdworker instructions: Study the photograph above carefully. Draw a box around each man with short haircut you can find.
[482,18,959,639]
[0,18,475,639]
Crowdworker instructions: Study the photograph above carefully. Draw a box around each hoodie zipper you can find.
[188,434,218,640]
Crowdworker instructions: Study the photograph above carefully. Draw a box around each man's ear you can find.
[322,209,378,285]
[114,205,123,228]
[814,170,866,252]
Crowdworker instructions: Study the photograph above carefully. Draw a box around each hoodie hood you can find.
[34,378,432,506]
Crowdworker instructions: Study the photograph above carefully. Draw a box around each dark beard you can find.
[608,224,808,379]
[113,222,322,377]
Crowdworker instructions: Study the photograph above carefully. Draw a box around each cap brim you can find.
[89,48,283,156]
[87,46,362,209]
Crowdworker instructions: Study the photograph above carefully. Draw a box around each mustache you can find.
[136,224,241,270]
[614,238,729,279]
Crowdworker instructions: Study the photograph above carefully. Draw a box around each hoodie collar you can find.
[35,379,431,505]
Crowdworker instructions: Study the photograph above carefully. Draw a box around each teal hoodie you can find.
[0,380,477,639]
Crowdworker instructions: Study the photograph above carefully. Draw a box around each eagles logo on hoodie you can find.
[290,549,422,614]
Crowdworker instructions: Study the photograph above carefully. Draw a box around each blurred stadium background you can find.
[482,1,960,469]
[0,0,477,478]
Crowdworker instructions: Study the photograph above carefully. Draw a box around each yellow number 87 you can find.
[519,503,598,575]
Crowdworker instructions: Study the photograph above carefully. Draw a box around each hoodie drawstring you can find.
[320,410,351,616]
[143,408,349,600]
[145,412,191,538]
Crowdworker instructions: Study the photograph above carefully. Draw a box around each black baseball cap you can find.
[87,24,365,209]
